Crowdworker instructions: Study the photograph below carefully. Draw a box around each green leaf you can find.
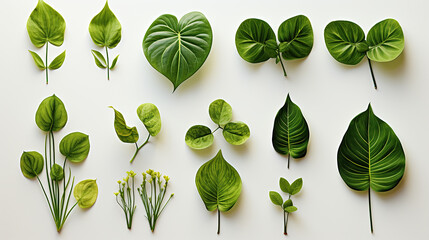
[20,151,44,179]
[60,132,90,163]
[50,164,64,181]
[109,107,139,143]
[195,150,242,212]
[28,50,46,70]
[283,199,293,209]
[235,18,277,63]
[272,94,309,158]
[338,104,405,192]
[290,178,303,195]
[278,15,313,60]
[279,177,290,194]
[89,1,121,48]
[209,99,232,127]
[110,55,119,69]
[35,95,67,132]
[74,179,98,209]
[324,20,366,65]
[223,122,250,145]
[269,191,283,206]
[91,50,107,68]
[137,103,161,137]
[285,206,298,213]
[143,12,213,91]
[48,50,66,70]
[27,0,66,47]
[185,125,214,149]
[367,19,404,62]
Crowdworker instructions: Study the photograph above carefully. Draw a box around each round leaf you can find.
[35,95,67,132]
[74,179,98,209]
[195,150,242,212]
[89,1,122,48]
[235,18,277,63]
[223,122,250,145]
[137,103,161,137]
[278,15,313,60]
[20,151,44,179]
[367,19,404,62]
[324,20,366,65]
[59,132,90,163]
[109,107,139,143]
[143,12,213,91]
[269,191,283,206]
[50,164,64,181]
[185,125,214,149]
[209,99,232,127]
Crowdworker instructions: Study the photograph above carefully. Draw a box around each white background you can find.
[0,0,427,239]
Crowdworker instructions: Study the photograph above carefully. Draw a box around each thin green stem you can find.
[278,52,287,77]
[106,47,110,80]
[217,208,220,234]
[367,57,377,90]
[130,134,151,163]
[212,126,221,134]
[369,189,373,233]
[45,43,49,84]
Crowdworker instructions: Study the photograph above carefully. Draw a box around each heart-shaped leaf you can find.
[269,191,283,206]
[35,95,67,132]
[28,50,46,69]
[209,99,232,127]
[185,125,214,149]
[74,179,98,209]
[110,107,139,143]
[367,19,404,62]
[137,103,161,137]
[89,1,121,48]
[60,132,90,163]
[50,164,64,181]
[143,12,213,91]
[278,15,313,60]
[48,50,66,70]
[20,151,44,179]
[223,122,250,145]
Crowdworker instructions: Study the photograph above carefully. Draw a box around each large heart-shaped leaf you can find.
[278,15,313,60]
[89,1,122,48]
[137,103,161,137]
[20,151,44,179]
[143,12,213,91]
[235,18,277,63]
[324,20,366,65]
[109,107,139,143]
[27,0,66,47]
[367,19,404,62]
[35,95,68,132]
[60,132,90,163]
[272,94,309,168]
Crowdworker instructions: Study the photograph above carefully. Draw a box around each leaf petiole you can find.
[368,189,373,233]
[367,57,377,89]
[278,52,287,77]
[106,47,110,80]
[217,208,220,235]
[130,134,151,163]
[45,43,49,84]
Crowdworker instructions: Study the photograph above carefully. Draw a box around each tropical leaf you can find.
[367,19,404,62]
[278,15,313,60]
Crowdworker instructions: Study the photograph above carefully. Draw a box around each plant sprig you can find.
[115,171,137,229]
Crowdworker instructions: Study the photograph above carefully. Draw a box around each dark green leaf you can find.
[50,164,64,181]
[110,55,119,69]
[109,107,139,143]
[279,177,290,194]
[209,99,232,127]
[20,151,44,179]
[278,15,313,60]
[28,50,45,70]
[89,1,121,48]
[137,103,161,137]
[48,50,66,70]
[74,179,98,208]
[91,50,106,68]
[35,95,67,132]
[367,19,404,62]
[185,125,214,149]
[285,206,297,213]
[283,199,293,209]
[290,178,303,195]
[59,132,90,163]
[223,122,250,145]
[269,191,283,206]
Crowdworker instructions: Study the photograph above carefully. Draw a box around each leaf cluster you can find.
[269,178,302,213]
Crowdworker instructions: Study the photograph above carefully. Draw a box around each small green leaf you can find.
[91,50,107,68]
[109,107,139,143]
[60,132,90,163]
[28,50,46,70]
[185,125,214,149]
[279,177,290,194]
[48,50,66,70]
[50,164,64,181]
[74,179,98,209]
[35,95,68,132]
[283,199,293,209]
[223,122,250,145]
[269,191,283,206]
[209,99,232,127]
[290,178,303,195]
[89,1,122,48]
[110,55,119,69]
[285,206,298,213]
[278,15,313,60]
[137,103,161,137]
[20,151,44,179]
[367,19,404,62]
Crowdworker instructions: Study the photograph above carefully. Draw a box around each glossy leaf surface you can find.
[278,15,313,60]
[20,151,44,178]
[89,1,122,48]
[35,95,67,132]
[223,122,250,145]
[137,103,161,137]
[110,107,139,143]
[74,179,98,208]
[367,19,404,62]
[60,132,90,163]
[185,125,214,149]
[209,99,232,127]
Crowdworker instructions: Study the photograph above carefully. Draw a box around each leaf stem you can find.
[278,52,287,77]
[217,208,220,235]
[287,154,290,169]
[367,57,377,90]
[106,47,110,80]
[368,189,373,233]
[45,43,49,84]
[212,126,221,133]
[130,134,151,163]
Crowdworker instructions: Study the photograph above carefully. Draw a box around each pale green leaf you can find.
[28,50,46,70]
[48,50,65,70]
[110,55,119,69]
[137,103,161,137]
[74,179,98,208]
[367,19,404,62]
[209,99,232,127]
[109,107,139,143]
[285,206,297,213]
[91,50,106,68]
[185,125,214,149]
[89,1,121,48]
[223,122,250,145]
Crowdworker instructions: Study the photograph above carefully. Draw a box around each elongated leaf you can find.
[28,50,45,69]
[279,177,290,194]
[110,55,119,69]
[143,12,213,91]
[223,122,250,145]
[27,0,66,47]
[367,19,404,62]
[109,107,139,143]
[89,1,121,48]
[20,151,44,178]
[338,104,405,192]
[290,178,303,195]
[209,99,232,127]
[285,206,298,213]
[60,132,90,163]
[35,95,67,132]
[92,50,107,68]
[74,179,98,208]
[48,50,66,69]
[195,150,242,212]
[185,125,214,149]
[272,94,309,159]
[269,191,283,206]
[278,15,313,60]
[137,103,161,136]
[235,18,277,63]
[50,164,64,181]
[324,20,366,65]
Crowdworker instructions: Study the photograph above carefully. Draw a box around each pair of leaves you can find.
[74,179,98,208]
[143,12,213,91]
[269,193,297,213]
[91,50,119,69]
[185,99,250,149]
[235,15,313,76]
[269,178,302,213]
[29,50,66,70]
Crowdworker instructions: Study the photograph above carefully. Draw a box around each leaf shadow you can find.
[229,141,250,155]
[369,51,406,83]
[188,145,217,161]
[283,57,310,76]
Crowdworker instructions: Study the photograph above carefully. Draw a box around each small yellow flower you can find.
[117,180,122,184]
[114,192,119,196]
[163,175,170,182]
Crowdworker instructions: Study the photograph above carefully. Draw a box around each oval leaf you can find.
[279,177,290,194]
[269,191,283,206]
[74,179,98,208]
[367,19,404,62]
[109,107,139,143]
[209,99,232,127]
[324,20,366,65]
[27,0,66,47]
[110,55,119,69]
[285,206,298,213]
[60,132,90,163]
[89,1,122,48]
[35,95,68,132]
[290,178,303,195]
[223,122,250,145]
[337,104,405,192]
[20,151,44,179]
[50,164,64,181]
[185,125,214,149]
[137,103,161,137]
[283,199,293,209]
[235,18,277,63]
[143,12,213,91]
[28,50,46,70]
[48,50,66,70]
[278,15,314,60]
[195,150,242,212]
[272,94,309,158]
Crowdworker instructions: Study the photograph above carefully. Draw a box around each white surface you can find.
[0,0,427,239]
